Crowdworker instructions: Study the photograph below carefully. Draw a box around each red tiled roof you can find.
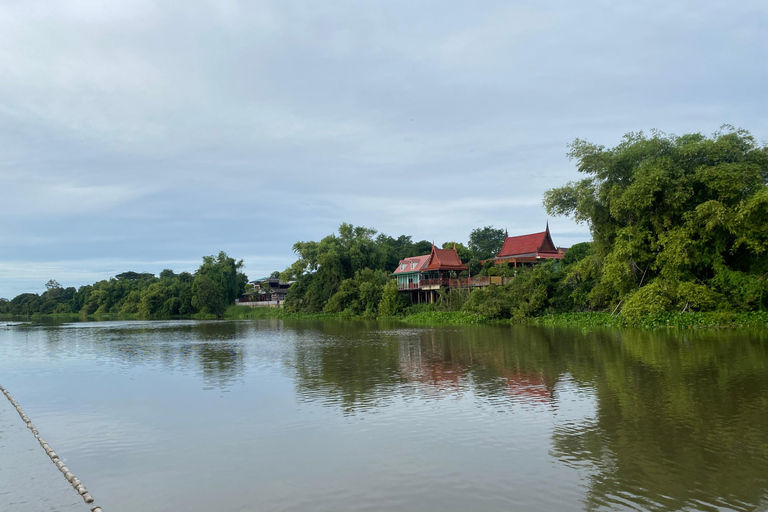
[393,245,467,274]
[423,245,467,271]
[393,254,431,274]
[496,226,559,259]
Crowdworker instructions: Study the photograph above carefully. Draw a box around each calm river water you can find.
[1,320,767,511]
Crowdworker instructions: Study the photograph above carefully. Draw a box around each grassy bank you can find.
[223,306,768,329]
[223,305,488,325]
[529,311,768,329]
[6,308,768,330]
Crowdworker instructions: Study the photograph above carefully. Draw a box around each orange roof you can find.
[496,224,562,259]
[423,245,467,271]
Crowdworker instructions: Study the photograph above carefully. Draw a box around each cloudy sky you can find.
[1,0,766,297]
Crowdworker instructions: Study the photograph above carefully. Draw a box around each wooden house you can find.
[392,245,467,303]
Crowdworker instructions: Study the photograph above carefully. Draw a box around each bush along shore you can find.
[3,128,768,330]
[221,306,768,329]
[4,307,768,330]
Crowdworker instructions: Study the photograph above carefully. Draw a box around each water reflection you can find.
[286,323,768,511]
[288,325,565,411]
[550,328,768,512]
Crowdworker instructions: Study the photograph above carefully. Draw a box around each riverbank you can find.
[222,306,768,329]
[4,308,768,329]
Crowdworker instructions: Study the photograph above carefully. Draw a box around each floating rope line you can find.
[0,385,103,512]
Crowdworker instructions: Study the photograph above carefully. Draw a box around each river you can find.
[1,320,767,511]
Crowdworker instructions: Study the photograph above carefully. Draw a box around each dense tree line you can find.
[543,127,768,319]
[279,223,508,315]
[0,252,247,318]
[282,128,768,320]
[5,128,764,322]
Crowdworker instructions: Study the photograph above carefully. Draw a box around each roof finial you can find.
[453,242,456,250]
[546,219,549,232]
[505,227,508,238]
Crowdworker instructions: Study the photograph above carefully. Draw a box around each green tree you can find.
[283,224,387,312]
[544,127,768,313]
[192,274,226,316]
[195,251,247,305]
[378,280,405,316]
[468,226,506,261]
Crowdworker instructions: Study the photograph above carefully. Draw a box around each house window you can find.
[400,264,406,271]
[411,261,417,269]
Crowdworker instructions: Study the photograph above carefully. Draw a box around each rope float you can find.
[0,385,103,512]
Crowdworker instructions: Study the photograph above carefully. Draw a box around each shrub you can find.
[621,281,673,321]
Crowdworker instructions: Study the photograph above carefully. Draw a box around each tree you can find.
[282,223,386,312]
[468,226,506,261]
[544,127,768,312]
[378,280,404,316]
[195,251,247,305]
[192,274,226,316]
[412,240,433,255]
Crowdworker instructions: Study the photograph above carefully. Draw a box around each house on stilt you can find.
[392,244,467,303]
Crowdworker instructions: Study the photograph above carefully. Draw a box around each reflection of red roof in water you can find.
[400,361,463,391]
[504,371,552,404]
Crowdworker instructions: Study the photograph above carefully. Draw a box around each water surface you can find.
[1,320,766,511]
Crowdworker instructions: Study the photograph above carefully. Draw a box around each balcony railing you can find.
[397,276,512,290]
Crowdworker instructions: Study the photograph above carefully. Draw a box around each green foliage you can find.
[192,274,226,316]
[378,280,406,316]
[620,280,673,321]
[400,310,487,325]
[3,251,242,319]
[563,241,593,265]
[544,127,768,314]
[323,269,388,317]
[463,263,561,320]
[468,226,506,261]
[195,251,246,305]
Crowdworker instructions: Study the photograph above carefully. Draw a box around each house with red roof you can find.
[392,244,467,302]
[490,223,566,267]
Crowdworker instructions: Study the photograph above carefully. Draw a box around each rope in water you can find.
[0,385,103,512]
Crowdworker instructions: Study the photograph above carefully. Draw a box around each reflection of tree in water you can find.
[291,327,406,413]
[196,343,244,389]
[289,323,564,413]
[44,321,248,390]
[289,322,768,509]
[549,328,768,511]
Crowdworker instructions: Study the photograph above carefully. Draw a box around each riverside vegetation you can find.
[3,128,767,328]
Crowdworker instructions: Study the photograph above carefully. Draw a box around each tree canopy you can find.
[0,251,247,318]
[468,226,506,261]
[544,127,768,313]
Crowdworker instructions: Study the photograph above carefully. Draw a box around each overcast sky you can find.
[1,0,766,297]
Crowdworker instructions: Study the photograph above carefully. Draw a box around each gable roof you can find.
[423,245,467,271]
[393,254,431,274]
[496,224,562,259]
[392,245,467,274]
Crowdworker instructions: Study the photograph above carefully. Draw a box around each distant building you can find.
[489,223,565,267]
[237,278,293,307]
